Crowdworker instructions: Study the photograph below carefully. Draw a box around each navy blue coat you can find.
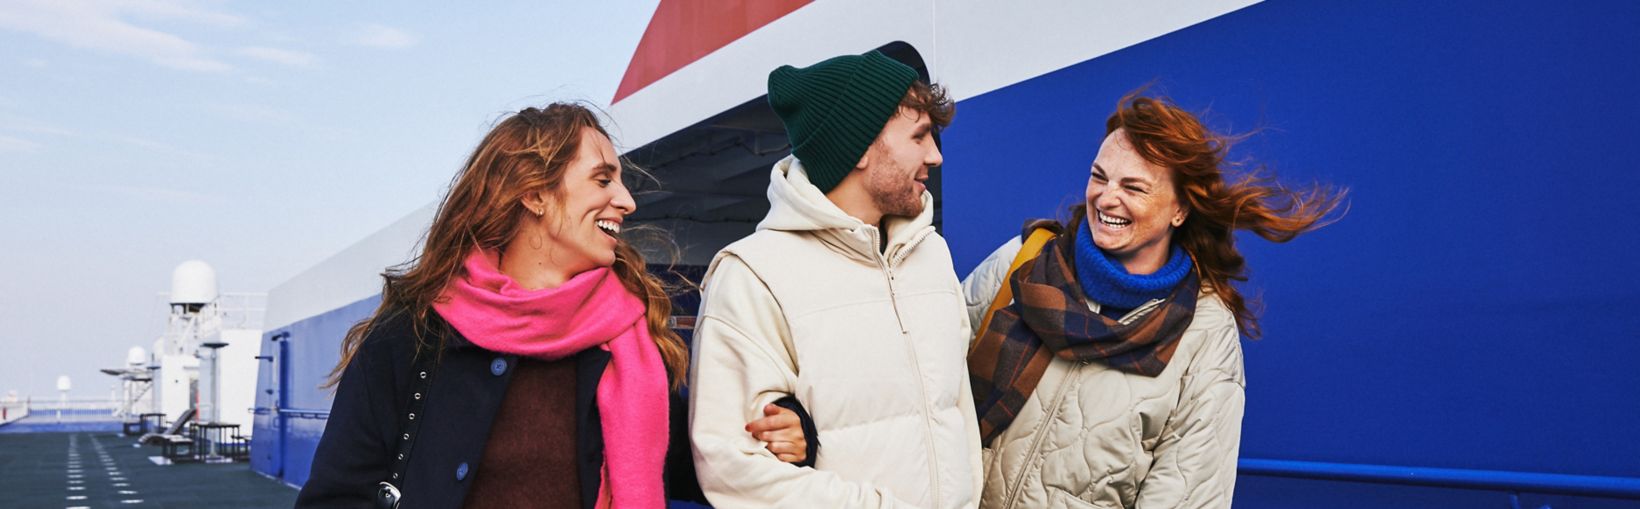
[294,310,706,509]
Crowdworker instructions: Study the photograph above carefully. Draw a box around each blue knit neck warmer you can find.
[1074,220,1193,310]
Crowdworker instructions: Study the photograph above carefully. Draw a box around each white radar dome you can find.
[127,346,148,366]
[56,375,72,392]
[170,260,219,305]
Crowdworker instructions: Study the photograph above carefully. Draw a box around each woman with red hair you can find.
[964,92,1345,508]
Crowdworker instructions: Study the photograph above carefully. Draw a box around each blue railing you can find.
[1240,458,1640,500]
[251,407,330,420]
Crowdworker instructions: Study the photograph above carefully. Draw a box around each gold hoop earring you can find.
[530,230,544,250]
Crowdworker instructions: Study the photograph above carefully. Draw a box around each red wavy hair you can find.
[1079,91,1347,338]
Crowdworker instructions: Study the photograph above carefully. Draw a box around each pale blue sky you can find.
[0,0,661,399]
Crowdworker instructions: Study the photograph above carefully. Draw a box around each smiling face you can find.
[1085,128,1188,274]
[521,126,635,275]
[859,106,943,218]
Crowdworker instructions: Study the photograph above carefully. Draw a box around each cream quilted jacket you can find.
[962,236,1245,509]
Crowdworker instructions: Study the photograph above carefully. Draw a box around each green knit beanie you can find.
[767,50,918,193]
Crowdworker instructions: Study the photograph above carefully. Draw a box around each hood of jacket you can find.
[756,155,937,263]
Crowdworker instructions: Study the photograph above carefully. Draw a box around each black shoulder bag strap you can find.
[375,349,438,509]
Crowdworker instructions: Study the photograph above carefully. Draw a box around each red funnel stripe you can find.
[613,0,811,103]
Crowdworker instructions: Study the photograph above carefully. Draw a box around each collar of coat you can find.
[755,155,939,264]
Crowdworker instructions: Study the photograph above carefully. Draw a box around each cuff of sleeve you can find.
[772,395,820,468]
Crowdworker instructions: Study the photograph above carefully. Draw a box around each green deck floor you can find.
[0,432,297,508]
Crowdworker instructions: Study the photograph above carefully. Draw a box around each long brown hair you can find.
[1080,91,1347,338]
[324,103,690,389]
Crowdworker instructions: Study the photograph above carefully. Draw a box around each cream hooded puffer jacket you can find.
[962,236,1245,509]
[689,156,983,508]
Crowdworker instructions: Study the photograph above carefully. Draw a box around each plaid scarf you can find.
[968,223,1200,445]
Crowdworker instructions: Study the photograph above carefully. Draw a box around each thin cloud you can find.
[106,184,228,206]
[23,58,47,68]
[0,116,77,137]
[209,103,295,125]
[156,55,232,72]
[114,0,245,28]
[353,24,417,49]
[114,134,214,161]
[236,46,316,67]
[0,0,235,72]
[0,135,42,153]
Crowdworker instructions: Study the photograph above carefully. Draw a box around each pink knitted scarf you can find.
[432,250,667,508]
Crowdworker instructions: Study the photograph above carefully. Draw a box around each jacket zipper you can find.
[874,230,908,333]
[877,227,942,506]
[880,226,936,334]
[1116,298,1165,325]
[1001,362,1082,509]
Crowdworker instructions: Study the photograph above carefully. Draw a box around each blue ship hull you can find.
[250,1,1640,506]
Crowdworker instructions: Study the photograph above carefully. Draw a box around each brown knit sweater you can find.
[461,358,581,509]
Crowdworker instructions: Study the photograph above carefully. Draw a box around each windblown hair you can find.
[324,103,690,389]
[901,80,955,129]
[1078,91,1347,338]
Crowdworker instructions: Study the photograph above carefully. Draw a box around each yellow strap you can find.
[975,228,1057,341]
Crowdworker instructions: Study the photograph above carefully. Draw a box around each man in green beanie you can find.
[689,50,982,508]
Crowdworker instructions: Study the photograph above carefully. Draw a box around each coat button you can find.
[455,462,470,481]
[490,357,508,376]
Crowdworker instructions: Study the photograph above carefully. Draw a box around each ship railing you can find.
[251,406,330,420]
[1240,458,1640,503]
[23,397,121,412]
[0,401,27,425]
[216,292,268,330]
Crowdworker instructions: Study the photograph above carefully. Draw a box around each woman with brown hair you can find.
[295,103,810,509]
[963,92,1345,508]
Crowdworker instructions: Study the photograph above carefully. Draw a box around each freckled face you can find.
[1085,129,1186,273]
